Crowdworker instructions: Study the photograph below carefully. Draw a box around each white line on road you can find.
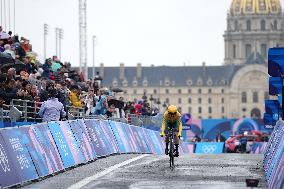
[67,154,149,189]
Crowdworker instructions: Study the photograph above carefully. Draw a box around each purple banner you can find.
[68,120,95,162]
[0,128,38,183]
[130,126,148,153]
[141,128,156,154]
[21,124,64,177]
[84,120,110,157]
[99,120,119,154]
[180,142,195,154]
[0,134,20,188]
[122,124,139,153]
[108,121,127,153]
[48,122,85,168]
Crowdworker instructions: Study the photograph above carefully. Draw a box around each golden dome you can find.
[231,0,282,15]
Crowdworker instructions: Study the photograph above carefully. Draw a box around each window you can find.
[209,116,212,119]
[124,90,127,94]
[246,20,251,31]
[178,89,182,94]
[208,98,212,104]
[261,44,267,58]
[264,92,269,100]
[245,44,252,58]
[178,98,182,104]
[153,89,157,94]
[208,89,212,93]
[221,98,224,104]
[188,107,192,113]
[165,89,169,94]
[188,98,192,104]
[234,20,238,31]
[242,92,247,103]
[221,89,225,93]
[198,107,202,114]
[208,107,212,114]
[261,20,266,31]
[178,107,182,113]
[222,106,225,113]
[198,98,202,104]
[233,44,237,58]
[188,89,192,94]
[165,98,169,103]
[253,92,258,103]
[274,20,278,30]
[198,89,202,94]
[133,89,137,95]
[143,89,147,94]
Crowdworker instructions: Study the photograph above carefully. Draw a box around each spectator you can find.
[192,135,201,142]
[94,95,107,115]
[215,133,226,142]
[69,85,82,107]
[42,58,52,79]
[38,88,66,122]
[135,100,143,116]
[3,44,15,59]
[0,41,5,52]
[84,88,96,116]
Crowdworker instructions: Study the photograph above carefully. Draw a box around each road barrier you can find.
[263,120,284,189]
[0,119,195,188]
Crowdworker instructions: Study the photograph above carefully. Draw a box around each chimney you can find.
[202,61,206,77]
[100,63,104,78]
[137,62,142,79]
[119,63,125,79]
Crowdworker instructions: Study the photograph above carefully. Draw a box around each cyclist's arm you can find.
[161,112,168,135]
[177,112,182,136]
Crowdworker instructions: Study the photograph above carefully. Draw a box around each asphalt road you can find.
[22,153,266,189]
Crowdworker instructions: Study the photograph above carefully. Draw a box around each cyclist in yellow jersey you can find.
[160,105,182,157]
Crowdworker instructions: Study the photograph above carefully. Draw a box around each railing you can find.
[0,99,129,124]
[127,114,163,127]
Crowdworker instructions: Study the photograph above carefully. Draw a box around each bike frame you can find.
[169,126,174,168]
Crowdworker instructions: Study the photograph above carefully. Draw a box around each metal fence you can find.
[0,99,129,124]
[127,114,163,127]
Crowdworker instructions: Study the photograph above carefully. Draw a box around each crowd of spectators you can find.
[0,26,160,121]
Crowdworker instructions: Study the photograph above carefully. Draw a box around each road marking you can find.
[67,154,149,189]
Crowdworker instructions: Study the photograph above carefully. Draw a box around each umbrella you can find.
[0,52,14,64]
[112,87,123,93]
[0,32,10,39]
[0,62,26,73]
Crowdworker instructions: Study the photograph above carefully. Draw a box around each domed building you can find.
[92,0,284,119]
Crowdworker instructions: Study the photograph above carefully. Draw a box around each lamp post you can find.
[58,28,63,60]
[44,24,48,61]
[92,35,96,79]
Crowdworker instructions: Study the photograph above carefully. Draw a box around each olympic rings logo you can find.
[201,145,217,153]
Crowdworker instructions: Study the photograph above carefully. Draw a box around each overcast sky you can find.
[2,0,284,67]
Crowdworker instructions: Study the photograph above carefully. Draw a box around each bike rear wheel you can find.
[169,141,174,167]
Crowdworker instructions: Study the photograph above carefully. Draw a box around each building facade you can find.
[92,0,284,119]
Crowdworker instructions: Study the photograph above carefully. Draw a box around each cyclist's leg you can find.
[165,132,169,155]
[174,132,179,157]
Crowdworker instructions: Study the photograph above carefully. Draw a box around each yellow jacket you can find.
[69,91,82,107]
[161,111,182,136]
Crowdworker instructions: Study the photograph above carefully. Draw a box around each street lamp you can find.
[55,27,63,59]
[92,35,96,79]
[44,23,48,61]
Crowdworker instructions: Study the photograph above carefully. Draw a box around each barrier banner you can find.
[92,120,112,156]
[132,126,151,153]
[146,130,163,155]
[195,142,224,154]
[84,120,110,157]
[0,134,20,188]
[0,128,39,183]
[24,123,64,177]
[125,125,142,153]
[250,142,267,154]
[48,122,84,168]
[130,126,148,153]
[120,123,137,153]
[99,120,119,154]
[69,120,95,162]
[271,155,284,189]
[76,120,97,159]
[141,128,156,154]
[111,122,133,153]
[180,142,195,154]
[108,121,126,153]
